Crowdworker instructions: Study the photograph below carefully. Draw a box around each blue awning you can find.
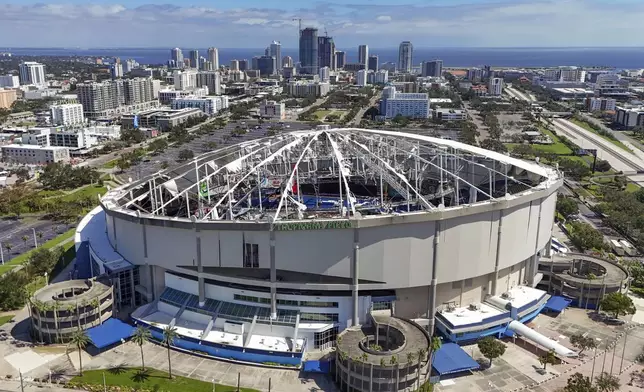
[86,318,135,349]
[432,343,480,376]
[303,360,330,373]
[544,296,572,313]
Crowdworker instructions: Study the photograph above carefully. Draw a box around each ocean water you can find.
[1,47,644,69]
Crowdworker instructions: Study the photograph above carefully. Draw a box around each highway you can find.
[349,90,382,126]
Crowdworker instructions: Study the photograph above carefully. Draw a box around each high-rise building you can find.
[335,51,346,69]
[356,70,368,86]
[0,89,17,109]
[318,36,336,71]
[488,78,504,96]
[173,69,198,90]
[282,56,293,68]
[230,60,240,71]
[189,50,199,69]
[19,62,46,86]
[380,86,429,119]
[196,71,221,95]
[251,57,260,71]
[110,63,123,79]
[422,60,443,78]
[170,48,184,68]
[269,41,282,71]
[319,67,331,82]
[299,27,319,75]
[368,55,379,72]
[0,75,19,88]
[375,70,389,84]
[207,48,219,70]
[50,104,85,126]
[358,45,369,67]
[257,56,276,77]
[238,59,249,72]
[467,68,484,82]
[398,41,413,73]
[76,78,156,119]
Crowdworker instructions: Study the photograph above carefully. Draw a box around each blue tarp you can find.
[86,318,135,349]
[432,343,480,375]
[544,296,572,313]
[303,360,331,373]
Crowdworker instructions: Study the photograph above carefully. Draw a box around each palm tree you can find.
[390,355,398,391]
[69,329,91,376]
[51,302,61,343]
[407,351,416,389]
[596,371,620,392]
[428,337,442,377]
[4,242,12,254]
[91,297,101,325]
[132,326,152,371]
[162,326,178,379]
[21,235,29,247]
[36,231,43,245]
[417,348,426,390]
[361,352,368,390]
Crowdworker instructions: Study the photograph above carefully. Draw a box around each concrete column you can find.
[427,221,441,335]
[369,363,373,392]
[129,269,135,307]
[492,210,504,296]
[352,228,360,327]
[270,230,277,319]
[529,199,544,286]
[194,219,205,306]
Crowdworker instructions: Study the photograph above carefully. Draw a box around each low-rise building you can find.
[586,97,616,112]
[615,106,644,128]
[1,144,70,165]
[488,78,504,96]
[375,70,389,84]
[433,108,467,121]
[356,70,368,86]
[50,103,85,126]
[121,108,204,131]
[470,85,488,96]
[379,86,430,119]
[259,100,286,119]
[0,88,17,109]
[158,87,209,105]
[286,81,330,97]
[171,96,229,116]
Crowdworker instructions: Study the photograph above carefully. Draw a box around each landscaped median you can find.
[569,118,632,153]
[69,368,260,392]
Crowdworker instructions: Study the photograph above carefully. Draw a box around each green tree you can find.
[4,242,12,254]
[600,292,636,319]
[21,235,29,247]
[569,221,605,251]
[595,372,620,392]
[477,336,506,367]
[512,144,535,158]
[569,333,597,356]
[132,326,152,371]
[563,373,597,392]
[69,328,91,376]
[116,156,132,172]
[557,196,579,219]
[148,138,169,154]
[558,158,591,180]
[14,167,30,183]
[162,326,178,379]
[178,149,194,162]
[480,138,508,153]
[539,349,557,371]
[594,160,612,173]
[25,247,62,278]
[0,270,30,310]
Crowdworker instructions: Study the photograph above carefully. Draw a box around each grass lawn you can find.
[103,159,118,169]
[0,228,76,275]
[569,118,632,152]
[70,368,260,392]
[0,315,14,327]
[58,184,107,202]
[313,109,332,120]
[506,126,573,155]
[626,182,640,193]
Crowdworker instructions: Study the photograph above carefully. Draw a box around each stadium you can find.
[75,127,564,369]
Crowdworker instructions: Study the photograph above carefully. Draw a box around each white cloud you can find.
[0,1,642,47]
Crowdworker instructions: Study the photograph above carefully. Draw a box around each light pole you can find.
[620,329,629,374]
[33,228,37,248]
[1,241,4,265]
[591,344,598,381]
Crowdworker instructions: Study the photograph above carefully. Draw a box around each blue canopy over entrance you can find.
[432,343,480,376]
[544,296,572,313]
[86,318,135,349]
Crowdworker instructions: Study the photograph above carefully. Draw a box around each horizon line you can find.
[2,46,644,50]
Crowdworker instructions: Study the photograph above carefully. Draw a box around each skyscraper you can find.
[422,60,443,77]
[207,48,219,70]
[257,56,276,77]
[318,36,336,71]
[19,61,46,86]
[358,45,369,67]
[335,51,346,69]
[368,55,379,72]
[238,59,249,72]
[299,27,318,75]
[398,41,413,73]
[170,48,184,68]
[230,60,240,71]
[189,50,199,69]
[282,56,293,68]
[269,41,282,71]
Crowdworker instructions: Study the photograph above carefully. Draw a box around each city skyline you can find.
[0,0,643,47]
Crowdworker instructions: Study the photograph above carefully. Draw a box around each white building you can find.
[196,71,221,95]
[467,68,484,82]
[207,48,219,70]
[158,87,209,105]
[286,81,330,97]
[358,45,369,67]
[356,70,368,86]
[433,108,467,121]
[259,100,286,120]
[319,67,331,83]
[587,97,616,112]
[615,106,644,128]
[0,75,19,88]
[230,60,240,71]
[488,78,504,96]
[171,96,229,116]
[173,69,198,90]
[1,144,69,165]
[50,103,85,126]
[379,86,429,119]
[19,62,46,87]
[375,70,389,84]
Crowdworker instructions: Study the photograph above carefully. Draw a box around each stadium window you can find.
[244,243,259,268]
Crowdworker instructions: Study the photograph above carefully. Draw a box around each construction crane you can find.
[292,18,302,37]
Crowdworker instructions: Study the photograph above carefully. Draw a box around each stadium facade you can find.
[76,128,562,366]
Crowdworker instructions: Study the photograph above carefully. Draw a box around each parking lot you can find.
[0,216,74,264]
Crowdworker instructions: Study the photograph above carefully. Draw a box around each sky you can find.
[0,0,642,48]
